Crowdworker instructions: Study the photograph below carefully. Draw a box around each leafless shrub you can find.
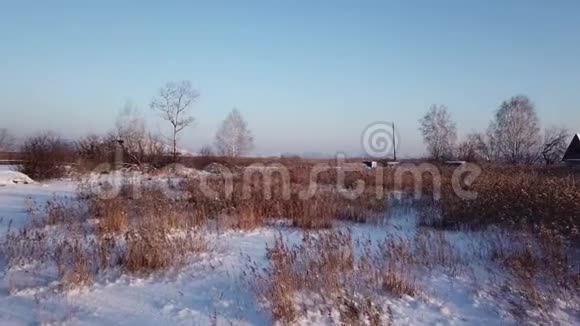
[541,126,569,165]
[18,132,73,180]
[75,134,114,170]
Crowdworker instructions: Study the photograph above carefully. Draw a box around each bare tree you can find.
[456,133,480,161]
[541,126,569,165]
[482,126,501,161]
[150,80,199,162]
[0,128,14,151]
[114,102,148,164]
[113,103,172,167]
[214,109,254,157]
[489,95,540,163]
[419,105,457,160]
[460,131,500,162]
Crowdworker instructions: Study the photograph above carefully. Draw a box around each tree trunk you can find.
[173,127,177,163]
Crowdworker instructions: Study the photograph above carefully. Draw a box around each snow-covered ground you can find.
[0,166,76,235]
[0,169,577,325]
[0,170,35,186]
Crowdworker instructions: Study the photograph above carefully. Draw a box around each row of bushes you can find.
[16,133,176,180]
[14,132,580,242]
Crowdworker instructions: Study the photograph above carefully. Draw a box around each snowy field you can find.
[0,165,578,325]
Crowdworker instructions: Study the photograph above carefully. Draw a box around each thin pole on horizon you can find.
[392,122,397,161]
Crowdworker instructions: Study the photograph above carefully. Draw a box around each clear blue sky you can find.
[1,0,579,157]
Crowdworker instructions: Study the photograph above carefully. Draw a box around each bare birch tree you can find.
[150,80,199,161]
[215,109,254,157]
[419,105,457,160]
[489,95,540,163]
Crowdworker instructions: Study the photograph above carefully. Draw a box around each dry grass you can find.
[246,229,420,324]
[416,165,580,322]
[122,224,206,275]
[1,183,208,290]
[488,227,580,317]
[92,197,129,234]
[3,159,579,324]
[419,198,579,322]
[246,221,578,323]
[183,168,388,230]
[381,268,416,297]
[435,165,580,238]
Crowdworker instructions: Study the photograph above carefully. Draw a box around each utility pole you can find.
[115,137,125,170]
[392,122,397,161]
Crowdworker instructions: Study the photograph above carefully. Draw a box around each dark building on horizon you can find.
[563,133,580,165]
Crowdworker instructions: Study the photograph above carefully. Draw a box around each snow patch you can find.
[0,170,35,186]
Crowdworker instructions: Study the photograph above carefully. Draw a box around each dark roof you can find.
[563,134,580,161]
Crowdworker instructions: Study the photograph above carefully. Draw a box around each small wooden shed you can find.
[563,133,580,165]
